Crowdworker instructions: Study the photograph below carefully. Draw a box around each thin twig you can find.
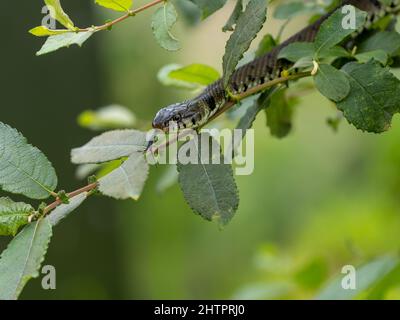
[78,0,165,33]
[43,182,98,215]
[205,72,311,126]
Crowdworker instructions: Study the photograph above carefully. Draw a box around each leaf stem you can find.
[43,182,98,215]
[79,0,165,33]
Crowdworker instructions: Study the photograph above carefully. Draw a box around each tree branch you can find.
[205,72,311,126]
[78,0,165,33]
[43,182,98,215]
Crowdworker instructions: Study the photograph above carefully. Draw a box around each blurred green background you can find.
[1,0,400,299]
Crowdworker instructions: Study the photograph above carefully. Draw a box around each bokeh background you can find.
[1,0,400,299]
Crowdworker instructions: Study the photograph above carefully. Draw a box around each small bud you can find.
[281,69,290,78]
[88,175,98,185]
[38,202,47,214]
[57,190,70,204]
[311,60,319,76]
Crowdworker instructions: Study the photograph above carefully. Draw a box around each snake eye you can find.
[173,115,181,122]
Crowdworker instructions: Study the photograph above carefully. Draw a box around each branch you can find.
[43,182,98,215]
[205,71,311,126]
[78,0,165,33]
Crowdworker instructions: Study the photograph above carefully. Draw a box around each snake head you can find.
[152,100,207,132]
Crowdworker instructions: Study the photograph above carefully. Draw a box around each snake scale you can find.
[152,0,399,132]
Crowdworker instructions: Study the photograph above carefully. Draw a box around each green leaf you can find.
[29,26,70,37]
[366,261,400,299]
[292,56,313,69]
[0,122,57,199]
[71,129,148,164]
[265,90,294,138]
[75,161,121,181]
[75,164,100,180]
[158,64,199,90]
[273,1,311,20]
[318,46,350,60]
[169,64,220,86]
[316,256,399,300]
[222,0,268,87]
[255,34,276,57]
[188,0,228,19]
[151,2,180,51]
[78,105,137,131]
[237,89,274,133]
[98,153,149,200]
[177,133,239,225]
[237,94,268,132]
[174,0,201,26]
[230,90,273,152]
[314,6,367,56]
[355,50,388,65]
[36,31,93,56]
[358,31,400,57]
[95,0,132,12]
[225,95,258,121]
[0,198,33,236]
[158,63,220,89]
[222,0,243,32]
[338,61,400,133]
[0,218,53,300]
[48,193,88,226]
[278,43,349,63]
[44,0,75,30]
[278,42,315,62]
[96,159,125,178]
[314,64,350,102]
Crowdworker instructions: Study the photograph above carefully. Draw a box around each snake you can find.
[152,0,400,132]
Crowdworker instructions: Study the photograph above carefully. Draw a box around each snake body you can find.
[152,0,398,131]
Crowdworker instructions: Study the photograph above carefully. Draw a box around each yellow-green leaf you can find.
[29,26,70,37]
[44,0,75,30]
[95,0,133,12]
[78,105,137,131]
[169,64,220,86]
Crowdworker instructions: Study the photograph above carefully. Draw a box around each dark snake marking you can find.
[152,0,397,131]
